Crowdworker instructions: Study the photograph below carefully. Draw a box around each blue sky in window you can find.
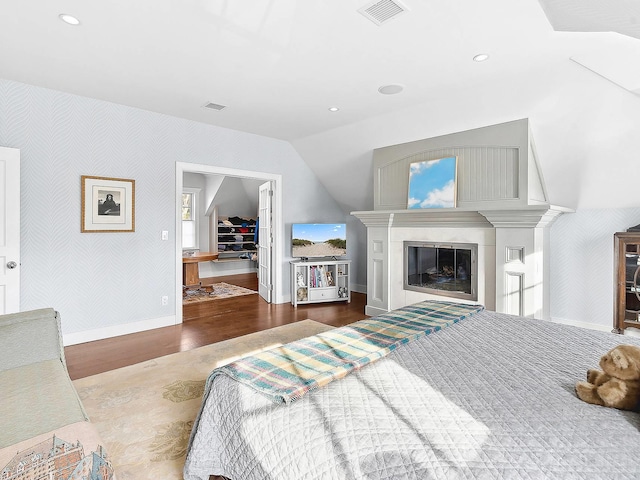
[292,223,345,242]
[408,157,456,208]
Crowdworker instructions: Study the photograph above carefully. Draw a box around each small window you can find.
[182,189,200,250]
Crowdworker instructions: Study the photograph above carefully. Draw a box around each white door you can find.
[0,147,20,313]
[258,181,273,302]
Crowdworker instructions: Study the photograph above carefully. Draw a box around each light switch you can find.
[161,230,169,240]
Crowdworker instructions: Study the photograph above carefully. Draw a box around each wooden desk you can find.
[182,252,219,287]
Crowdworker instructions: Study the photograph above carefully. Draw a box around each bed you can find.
[184,302,640,480]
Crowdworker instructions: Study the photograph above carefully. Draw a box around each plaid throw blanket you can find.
[208,300,484,404]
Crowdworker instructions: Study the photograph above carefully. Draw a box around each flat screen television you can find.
[292,223,346,258]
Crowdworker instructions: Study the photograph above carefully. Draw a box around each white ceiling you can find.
[1,0,639,213]
[537,0,640,40]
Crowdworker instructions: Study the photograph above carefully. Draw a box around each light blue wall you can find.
[0,79,347,337]
[550,208,640,330]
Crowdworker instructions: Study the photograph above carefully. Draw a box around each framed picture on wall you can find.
[407,156,457,209]
[81,175,135,232]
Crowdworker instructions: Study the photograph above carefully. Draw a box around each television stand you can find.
[290,259,351,307]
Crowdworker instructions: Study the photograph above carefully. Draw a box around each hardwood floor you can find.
[64,273,368,380]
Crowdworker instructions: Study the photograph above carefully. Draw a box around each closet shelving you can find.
[214,215,257,262]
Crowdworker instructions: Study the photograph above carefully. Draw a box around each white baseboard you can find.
[281,292,292,305]
[200,262,257,278]
[549,316,613,333]
[62,285,361,346]
[63,315,177,346]
[365,305,388,317]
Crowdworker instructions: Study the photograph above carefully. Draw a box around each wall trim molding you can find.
[352,205,573,229]
[63,315,176,346]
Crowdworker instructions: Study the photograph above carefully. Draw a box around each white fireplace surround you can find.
[352,206,570,318]
[351,119,573,319]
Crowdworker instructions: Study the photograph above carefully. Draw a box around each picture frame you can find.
[81,175,135,232]
[407,156,457,209]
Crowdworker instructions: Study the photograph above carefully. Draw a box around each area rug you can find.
[73,320,334,480]
[182,282,257,304]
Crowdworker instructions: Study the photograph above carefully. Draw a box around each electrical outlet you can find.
[161,230,169,241]
[161,295,168,306]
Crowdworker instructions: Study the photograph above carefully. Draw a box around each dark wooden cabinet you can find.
[614,232,640,333]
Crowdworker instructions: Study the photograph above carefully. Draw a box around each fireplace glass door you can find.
[404,241,477,301]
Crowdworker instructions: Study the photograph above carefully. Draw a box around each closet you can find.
[183,173,262,278]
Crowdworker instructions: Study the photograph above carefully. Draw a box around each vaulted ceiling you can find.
[1,0,639,212]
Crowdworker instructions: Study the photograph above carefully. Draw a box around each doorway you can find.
[174,163,282,324]
[0,146,20,314]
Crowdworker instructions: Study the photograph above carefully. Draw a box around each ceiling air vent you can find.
[358,0,409,26]
[202,102,227,111]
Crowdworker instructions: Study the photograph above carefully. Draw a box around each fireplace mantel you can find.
[352,204,572,229]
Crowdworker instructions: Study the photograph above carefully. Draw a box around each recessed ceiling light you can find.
[473,53,490,62]
[59,14,81,26]
[328,106,340,112]
[378,84,404,95]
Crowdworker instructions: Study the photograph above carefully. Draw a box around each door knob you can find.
[6,261,17,269]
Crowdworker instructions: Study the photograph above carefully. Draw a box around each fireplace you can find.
[404,241,478,301]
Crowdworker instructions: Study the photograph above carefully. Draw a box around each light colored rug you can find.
[182,282,257,304]
[73,320,334,480]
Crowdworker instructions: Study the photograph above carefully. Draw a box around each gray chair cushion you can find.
[0,359,88,448]
[0,308,64,371]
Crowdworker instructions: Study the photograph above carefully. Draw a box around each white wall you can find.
[213,176,260,219]
[347,217,367,293]
[0,78,347,342]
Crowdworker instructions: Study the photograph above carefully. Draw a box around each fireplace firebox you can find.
[404,241,478,301]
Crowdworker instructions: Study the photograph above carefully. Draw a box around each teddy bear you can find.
[575,344,640,411]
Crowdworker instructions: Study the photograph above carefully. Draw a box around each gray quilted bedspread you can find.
[184,311,640,480]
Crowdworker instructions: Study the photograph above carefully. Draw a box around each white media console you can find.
[290,259,351,307]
